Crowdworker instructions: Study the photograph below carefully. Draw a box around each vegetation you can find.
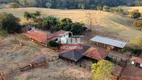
[8,2,20,8]
[23,11,86,34]
[133,19,142,30]
[130,37,142,49]
[123,46,142,56]
[129,9,141,18]
[0,12,21,33]
[123,37,142,56]
[48,41,59,47]
[91,60,114,80]
[2,0,142,9]
[24,11,41,20]
[103,5,110,12]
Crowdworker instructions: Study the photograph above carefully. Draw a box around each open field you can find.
[0,8,142,41]
[0,35,91,80]
[121,6,142,12]
[0,7,142,80]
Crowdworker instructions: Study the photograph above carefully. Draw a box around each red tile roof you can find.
[23,30,70,44]
[23,30,52,44]
[84,47,108,60]
[131,56,142,64]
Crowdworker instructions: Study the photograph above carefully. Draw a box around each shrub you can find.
[115,6,124,14]
[103,5,110,12]
[130,37,142,49]
[8,2,19,9]
[129,9,141,18]
[123,46,142,56]
[10,38,19,44]
[133,19,142,30]
[0,29,8,38]
[49,41,59,47]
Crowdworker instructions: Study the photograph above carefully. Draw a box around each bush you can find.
[130,37,142,49]
[8,2,19,9]
[103,5,110,12]
[0,12,21,33]
[49,41,59,47]
[133,19,142,30]
[123,46,142,56]
[0,29,8,38]
[129,9,141,18]
[115,6,124,14]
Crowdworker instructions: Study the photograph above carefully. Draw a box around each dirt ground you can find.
[0,35,91,80]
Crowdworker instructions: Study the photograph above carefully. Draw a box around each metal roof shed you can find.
[90,36,127,48]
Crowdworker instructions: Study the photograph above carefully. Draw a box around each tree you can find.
[133,19,142,30]
[78,3,85,9]
[86,12,97,30]
[0,12,21,33]
[129,9,141,18]
[130,37,142,49]
[34,11,41,17]
[91,60,114,80]
[24,12,31,20]
[26,0,37,7]
[103,5,110,12]
[19,0,27,6]
[42,16,59,32]
[58,18,72,31]
[45,2,52,8]
[8,2,19,9]
[71,22,84,35]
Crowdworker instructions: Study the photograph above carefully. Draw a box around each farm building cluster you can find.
[1,27,140,80]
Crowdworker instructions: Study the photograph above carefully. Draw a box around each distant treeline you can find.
[1,0,142,9]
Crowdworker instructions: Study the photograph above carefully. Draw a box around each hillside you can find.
[0,8,142,41]
[122,6,142,12]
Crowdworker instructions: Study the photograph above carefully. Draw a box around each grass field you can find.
[0,7,142,41]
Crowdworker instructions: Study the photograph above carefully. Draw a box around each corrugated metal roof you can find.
[90,36,127,48]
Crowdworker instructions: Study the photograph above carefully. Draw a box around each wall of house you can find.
[58,34,69,44]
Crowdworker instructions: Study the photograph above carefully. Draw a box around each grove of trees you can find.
[1,0,142,9]
[23,11,86,35]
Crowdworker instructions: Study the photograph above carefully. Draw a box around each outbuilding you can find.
[90,36,127,50]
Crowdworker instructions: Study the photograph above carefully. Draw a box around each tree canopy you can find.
[0,12,21,33]
[91,60,114,80]
[2,0,142,9]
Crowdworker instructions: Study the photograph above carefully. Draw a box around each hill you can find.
[0,8,141,41]
[121,6,142,12]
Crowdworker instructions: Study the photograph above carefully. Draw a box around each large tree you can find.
[91,60,114,80]
[0,12,21,33]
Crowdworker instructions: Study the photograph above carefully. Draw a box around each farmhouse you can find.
[90,36,127,50]
[131,56,142,68]
[23,29,71,46]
